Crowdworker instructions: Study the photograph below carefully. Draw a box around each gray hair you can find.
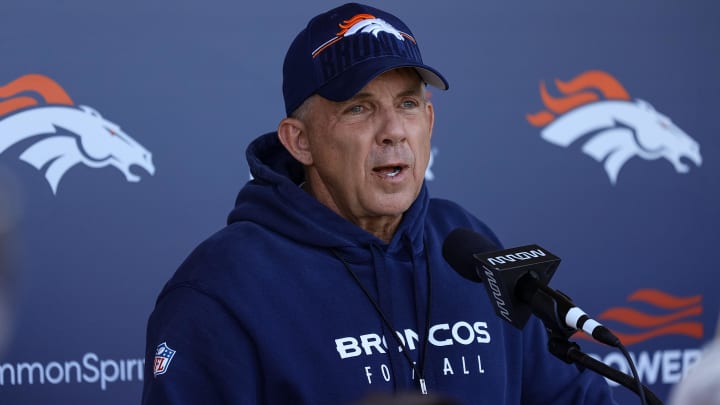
[290,95,316,121]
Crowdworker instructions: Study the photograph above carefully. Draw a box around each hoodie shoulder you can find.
[427,198,503,248]
[157,222,270,296]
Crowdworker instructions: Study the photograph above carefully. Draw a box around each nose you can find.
[376,107,406,146]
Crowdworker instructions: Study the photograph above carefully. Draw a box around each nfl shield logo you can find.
[153,342,176,377]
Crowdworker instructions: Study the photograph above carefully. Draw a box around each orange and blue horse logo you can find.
[527,70,701,184]
[0,74,155,194]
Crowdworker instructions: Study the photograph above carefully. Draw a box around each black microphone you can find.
[442,228,620,347]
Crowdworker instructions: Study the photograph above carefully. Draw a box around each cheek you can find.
[314,138,368,178]
[415,134,432,162]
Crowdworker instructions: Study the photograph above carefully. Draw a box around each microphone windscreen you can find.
[442,228,499,282]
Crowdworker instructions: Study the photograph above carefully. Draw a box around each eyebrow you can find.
[345,86,425,104]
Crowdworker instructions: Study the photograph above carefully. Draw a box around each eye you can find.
[348,105,364,114]
[401,99,419,109]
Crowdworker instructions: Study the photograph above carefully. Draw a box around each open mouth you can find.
[373,165,405,178]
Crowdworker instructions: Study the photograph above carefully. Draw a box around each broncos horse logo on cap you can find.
[527,70,701,184]
[312,13,416,58]
[0,74,155,194]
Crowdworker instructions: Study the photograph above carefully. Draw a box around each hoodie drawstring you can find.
[330,238,432,395]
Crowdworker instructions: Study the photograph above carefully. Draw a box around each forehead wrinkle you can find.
[323,70,426,115]
[342,82,424,106]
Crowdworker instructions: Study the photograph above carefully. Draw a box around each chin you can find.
[373,195,417,216]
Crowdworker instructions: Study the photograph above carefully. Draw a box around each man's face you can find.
[302,68,435,227]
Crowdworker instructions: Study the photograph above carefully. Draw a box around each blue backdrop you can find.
[1,1,717,403]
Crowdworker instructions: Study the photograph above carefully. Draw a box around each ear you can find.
[426,99,435,140]
[277,117,313,165]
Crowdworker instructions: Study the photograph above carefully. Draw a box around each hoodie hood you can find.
[227,132,428,255]
[146,134,617,405]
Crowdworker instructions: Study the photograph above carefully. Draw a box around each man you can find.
[142,3,617,404]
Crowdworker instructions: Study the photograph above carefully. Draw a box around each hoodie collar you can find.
[228,132,428,256]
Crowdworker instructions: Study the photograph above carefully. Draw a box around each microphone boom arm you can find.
[547,334,664,405]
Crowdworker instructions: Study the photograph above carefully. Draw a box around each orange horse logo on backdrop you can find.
[527,70,701,184]
[0,74,155,194]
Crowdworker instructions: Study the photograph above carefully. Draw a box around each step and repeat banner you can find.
[1,1,717,403]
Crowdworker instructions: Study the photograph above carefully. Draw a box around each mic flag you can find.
[474,244,561,330]
[442,228,620,347]
[442,228,560,329]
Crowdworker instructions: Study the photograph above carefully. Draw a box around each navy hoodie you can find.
[142,132,617,404]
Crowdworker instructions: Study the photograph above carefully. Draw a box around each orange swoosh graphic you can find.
[539,81,598,114]
[0,96,38,117]
[337,13,376,36]
[628,288,702,309]
[0,74,73,105]
[598,305,702,328]
[554,70,630,101]
[606,322,704,346]
[526,111,555,127]
[573,289,704,346]
[526,70,631,127]
[0,74,74,117]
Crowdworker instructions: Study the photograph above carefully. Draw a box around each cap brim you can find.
[316,56,449,102]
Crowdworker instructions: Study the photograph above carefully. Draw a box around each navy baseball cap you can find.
[282,3,449,116]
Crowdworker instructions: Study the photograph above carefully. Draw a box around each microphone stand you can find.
[518,274,663,404]
[544,326,664,405]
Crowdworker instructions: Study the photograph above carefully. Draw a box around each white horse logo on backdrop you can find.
[527,70,701,184]
[0,74,155,194]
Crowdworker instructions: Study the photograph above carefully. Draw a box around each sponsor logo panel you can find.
[579,288,705,387]
[0,352,144,391]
